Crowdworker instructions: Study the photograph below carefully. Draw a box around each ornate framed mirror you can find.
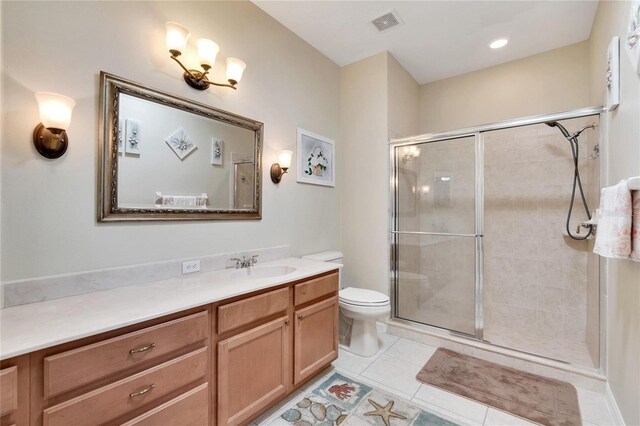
[98,72,263,221]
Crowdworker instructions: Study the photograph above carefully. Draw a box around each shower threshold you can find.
[387,317,603,381]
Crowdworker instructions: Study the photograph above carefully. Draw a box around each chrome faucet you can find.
[230,254,258,269]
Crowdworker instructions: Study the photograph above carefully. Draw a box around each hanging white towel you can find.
[630,189,640,262]
[593,180,632,259]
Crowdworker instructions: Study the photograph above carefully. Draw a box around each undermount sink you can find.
[231,265,297,279]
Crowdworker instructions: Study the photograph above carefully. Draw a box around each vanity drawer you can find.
[218,287,289,334]
[43,347,207,426]
[44,311,208,398]
[120,383,209,426]
[294,272,338,306]
[0,366,18,417]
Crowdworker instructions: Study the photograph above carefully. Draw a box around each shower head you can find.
[545,121,571,138]
[545,121,596,140]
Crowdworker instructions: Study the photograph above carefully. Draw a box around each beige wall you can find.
[419,41,591,133]
[387,54,420,140]
[340,52,418,295]
[0,1,341,281]
[340,53,388,295]
[589,2,640,425]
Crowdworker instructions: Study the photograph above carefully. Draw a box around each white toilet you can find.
[302,251,391,357]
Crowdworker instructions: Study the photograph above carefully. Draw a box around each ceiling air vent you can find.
[371,10,402,32]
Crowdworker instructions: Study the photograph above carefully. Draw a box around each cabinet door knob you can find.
[297,314,303,322]
[285,319,290,327]
[129,383,156,398]
[129,342,156,354]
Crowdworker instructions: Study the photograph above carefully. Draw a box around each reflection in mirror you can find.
[99,72,263,221]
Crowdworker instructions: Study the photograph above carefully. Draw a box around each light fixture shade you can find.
[226,57,246,83]
[165,22,190,54]
[35,92,76,130]
[197,38,219,68]
[278,150,293,169]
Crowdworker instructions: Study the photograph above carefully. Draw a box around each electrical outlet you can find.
[182,260,201,274]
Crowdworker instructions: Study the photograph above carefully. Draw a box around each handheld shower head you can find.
[545,121,571,138]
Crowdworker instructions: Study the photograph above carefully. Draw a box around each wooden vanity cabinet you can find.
[1,355,30,426]
[217,316,290,425]
[294,296,339,385]
[5,269,339,426]
[215,271,339,425]
[29,307,211,426]
[293,273,339,385]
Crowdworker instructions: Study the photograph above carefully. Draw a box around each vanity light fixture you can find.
[166,22,246,91]
[271,150,293,184]
[401,145,420,163]
[33,92,76,159]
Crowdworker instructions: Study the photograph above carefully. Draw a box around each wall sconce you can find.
[33,92,76,159]
[166,22,246,91]
[271,150,293,184]
[401,145,420,163]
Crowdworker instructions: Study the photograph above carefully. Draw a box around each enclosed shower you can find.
[390,108,602,370]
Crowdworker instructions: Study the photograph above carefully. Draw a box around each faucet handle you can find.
[229,257,242,268]
[250,254,259,265]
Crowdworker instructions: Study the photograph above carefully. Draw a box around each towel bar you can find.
[629,176,640,190]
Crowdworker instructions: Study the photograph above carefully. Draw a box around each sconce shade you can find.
[226,58,246,84]
[278,150,293,169]
[33,92,75,159]
[271,150,293,184]
[197,39,219,69]
[166,22,190,55]
[35,92,76,131]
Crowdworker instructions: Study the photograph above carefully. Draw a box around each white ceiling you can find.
[252,1,598,84]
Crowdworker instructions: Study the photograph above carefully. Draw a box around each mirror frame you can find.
[98,72,263,222]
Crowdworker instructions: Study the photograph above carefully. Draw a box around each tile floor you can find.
[254,330,616,426]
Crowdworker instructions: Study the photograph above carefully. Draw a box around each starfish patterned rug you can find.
[266,372,459,426]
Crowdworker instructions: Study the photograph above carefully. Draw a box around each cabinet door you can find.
[294,296,339,385]
[217,316,290,426]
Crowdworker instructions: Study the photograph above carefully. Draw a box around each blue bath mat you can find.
[267,372,459,425]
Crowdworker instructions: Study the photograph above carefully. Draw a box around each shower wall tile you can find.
[483,119,598,365]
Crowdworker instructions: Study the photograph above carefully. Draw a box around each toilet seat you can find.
[339,287,390,307]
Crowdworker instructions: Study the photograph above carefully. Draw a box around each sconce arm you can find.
[205,80,238,90]
[170,55,198,80]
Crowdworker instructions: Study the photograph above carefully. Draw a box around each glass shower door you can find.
[393,136,479,336]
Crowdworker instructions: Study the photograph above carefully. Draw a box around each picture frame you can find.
[165,127,197,160]
[296,128,335,187]
[211,138,223,165]
[125,118,141,156]
[606,36,620,111]
[117,118,124,154]
[625,2,640,74]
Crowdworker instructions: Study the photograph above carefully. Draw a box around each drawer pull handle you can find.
[129,343,156,354]
[297,314,303,322]
[129,384,156,398]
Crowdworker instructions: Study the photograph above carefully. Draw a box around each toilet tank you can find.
[302,251,344,288]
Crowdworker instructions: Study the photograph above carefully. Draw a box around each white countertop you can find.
[0,257,340,360]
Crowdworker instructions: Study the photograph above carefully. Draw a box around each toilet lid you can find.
[339,287,390,306]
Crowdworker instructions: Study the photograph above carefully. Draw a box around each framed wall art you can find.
[606,36,620,111]
[296,128,335,187]
[125,118,141,155]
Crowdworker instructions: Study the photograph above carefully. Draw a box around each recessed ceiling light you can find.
[489,38,509,49]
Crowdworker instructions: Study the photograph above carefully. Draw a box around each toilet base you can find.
[345,319,379,357]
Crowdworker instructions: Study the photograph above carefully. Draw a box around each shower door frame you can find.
[389,106,606,366]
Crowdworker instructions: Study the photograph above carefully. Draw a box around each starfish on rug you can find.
[363,399,407,426]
